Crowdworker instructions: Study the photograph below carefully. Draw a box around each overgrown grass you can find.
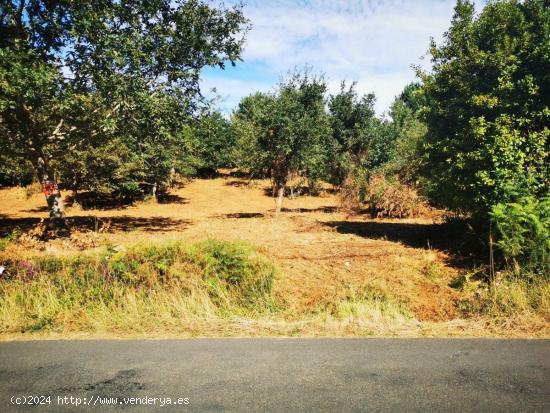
[0,233,16,252]
[2,237,548,337]
[0,239,419,336]
[0,240,279,334]
[331,291,410,325]
[451,270,550,333]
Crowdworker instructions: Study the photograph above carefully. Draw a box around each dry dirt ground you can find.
[0,175,465,326]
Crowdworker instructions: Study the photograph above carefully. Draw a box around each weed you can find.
[420,252,444,283]
[451,269,550,324]
[0,231,18,252]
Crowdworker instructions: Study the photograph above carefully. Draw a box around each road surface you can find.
[1,339,549,412]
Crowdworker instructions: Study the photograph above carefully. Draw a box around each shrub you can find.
[189,240,277,311]
[0,233,16,252]
[491,196,550,278]
[454,275,550,322]
[338,169,368,213]
[363,174,429,218]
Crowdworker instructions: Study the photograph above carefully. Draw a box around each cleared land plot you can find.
[0,175,547,337]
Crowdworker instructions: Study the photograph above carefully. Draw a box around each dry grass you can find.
[0,175,548,338]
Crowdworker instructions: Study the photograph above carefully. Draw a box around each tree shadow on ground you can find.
[62,191,188,210]
[156,193,188,204]
[214,207,338,219]
[0,216,191,237]
[262,186,325,198]
[225,180,253,188]
[65,192,135,210]
[323,220,485,268]
[219,212,265,219]
[225,169,253,179]
[281,206,338,213]
[22,206,49,213]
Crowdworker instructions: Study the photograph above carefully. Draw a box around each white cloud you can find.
[202,0,485,115]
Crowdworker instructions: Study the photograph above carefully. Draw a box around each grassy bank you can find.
[452,271,550,333]
[1,239,548,338]
[0,240,411,336]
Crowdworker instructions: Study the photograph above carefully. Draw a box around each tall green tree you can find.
[326,82,379,186]
[384,82,427,184]
[420,0,549,217]
[234,71,331,214]
[232,92,275,179]
[193,110,235,177]
[0,0,249,219]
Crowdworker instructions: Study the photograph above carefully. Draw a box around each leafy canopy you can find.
[0,0,249,197]
[233,70,331,190]
[420,0,549,216]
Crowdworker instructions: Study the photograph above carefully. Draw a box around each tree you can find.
[326,82,379,186]
[420,0,549,218]
[0,153,33,187]
[53,87,198,200]
[232,92,275,179]
[193,110,235,177]
[234,71,331,214]
[384,82,427,184]
[0,0,249,220]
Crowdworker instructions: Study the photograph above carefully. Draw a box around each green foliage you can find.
[384,83,427,184]
[453,272,550,320]
[0,240,278,333]
[491,196,550,277]
[233,70,331,193]
[190,240,276,310]
[0,0,249,203]
[0,46,71,182]
[397,82,427,114]
[0,232,17,251]
[193,111,236,176]
[326,82,381,185]
[420,0,549,216]
[0,153,33,187]
[232,92,275,178]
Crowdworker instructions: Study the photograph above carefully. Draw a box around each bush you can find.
[363,174,429,218]
[338,169,368,213]
[454,274,550,323]
[491,196,550,278]
[188,240,276,311]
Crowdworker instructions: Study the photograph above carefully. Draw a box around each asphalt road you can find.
[1,339,549,412]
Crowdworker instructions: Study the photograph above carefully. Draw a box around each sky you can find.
[200,0,486,117]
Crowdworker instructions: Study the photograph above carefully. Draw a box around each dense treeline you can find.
[0,0,249,218]
[422,0,549,277]
[1,0,548,276]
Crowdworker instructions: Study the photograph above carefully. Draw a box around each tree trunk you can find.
[42,179,66,227]
[45,188,65,219]
[152,182,158,200]
[35,161,66,228]
[275,185,284,216]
